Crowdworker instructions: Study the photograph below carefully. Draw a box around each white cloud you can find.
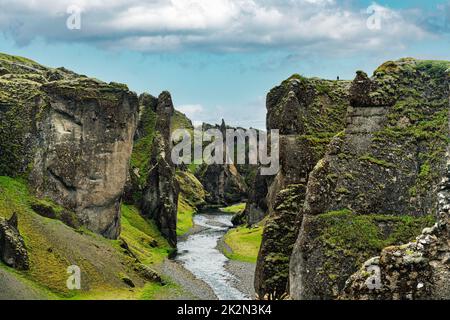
[0,0,431,53]
[177,104,203,116]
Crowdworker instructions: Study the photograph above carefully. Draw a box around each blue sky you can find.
[0,0,449,129]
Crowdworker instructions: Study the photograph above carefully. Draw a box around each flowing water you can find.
[176,212,249,300]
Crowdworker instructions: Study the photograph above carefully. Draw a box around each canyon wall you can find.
[289,59,450,299]
[0,54,138,239]
[254,75,350,298]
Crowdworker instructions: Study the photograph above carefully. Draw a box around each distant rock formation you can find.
[0,54,139,239]
[196,120,248,206]
[242,167,272,226]
[0,213,29,270]
[141,92,179,247]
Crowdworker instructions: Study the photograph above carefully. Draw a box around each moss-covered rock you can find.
[1,53,140,239]
[290,58,450,300]
[255,75,350,298]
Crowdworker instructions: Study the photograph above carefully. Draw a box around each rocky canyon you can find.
[1,52,449,301]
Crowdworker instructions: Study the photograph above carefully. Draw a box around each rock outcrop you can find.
[0,53,139,239]
[289,59,450,299]
[196,120,248,206]
[255,75,350,298]
[197,162,247,205]
[340,65,450,300]
[140,92,179,247]
[0,213,29,270]
[242,167,273,226]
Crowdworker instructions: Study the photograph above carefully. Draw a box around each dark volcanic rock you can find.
[254,75,350,298]
[340,65,450,300]
[290,59,450,300]
[141,92,179,247]
[0,54,139,239]
[0,213,29,270]
[242,167,273,226]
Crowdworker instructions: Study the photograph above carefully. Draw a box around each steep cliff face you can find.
[341,67,450,300]
[255,76,350,298]
[197,163,247,205]
[140,92,179,247]
[0,53,139,239]
[242,167,273,226]
[289,59,450,299]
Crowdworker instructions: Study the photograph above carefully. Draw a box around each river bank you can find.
[161,209,256,300]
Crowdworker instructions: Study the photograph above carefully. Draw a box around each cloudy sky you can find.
[0,0,449,128]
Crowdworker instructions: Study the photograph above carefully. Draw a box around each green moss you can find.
[176,195,196,236]
[219,203,246,214]
[374,61,400,75]
[359,154,396,169]
[0,53,42,67]
[281,73,307,87]
[336,187,350,194]
[0,77,46,176]
[316,209,435,269]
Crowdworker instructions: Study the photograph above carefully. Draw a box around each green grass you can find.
[219,203,246,214]
[223,225,263,263]
[0,176,178,299]
[317,209,435,258]
[0,262,57,299]
[177,195,195,236]
[120,204,173,265]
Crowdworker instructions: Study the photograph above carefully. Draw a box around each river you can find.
[175,212,250,300]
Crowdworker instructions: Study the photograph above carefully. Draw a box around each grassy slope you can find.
[220,203,263,263]
[176,171,206,236]
[0,176,179,300]
[177,196,195,236]
[223,226,263,263]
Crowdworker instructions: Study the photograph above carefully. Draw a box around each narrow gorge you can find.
[1,52,449,300]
